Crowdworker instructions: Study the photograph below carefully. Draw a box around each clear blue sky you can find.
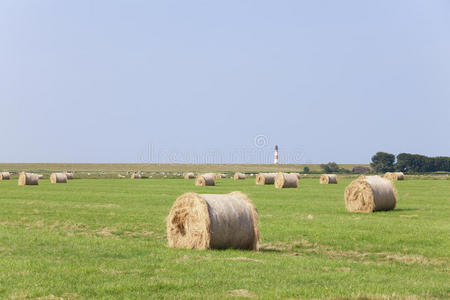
[1,1,449,164]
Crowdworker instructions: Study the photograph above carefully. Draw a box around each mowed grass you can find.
[0,178,448,299]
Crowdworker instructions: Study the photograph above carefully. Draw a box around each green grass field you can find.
[0,177,448,299]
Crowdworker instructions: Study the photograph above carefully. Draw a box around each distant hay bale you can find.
[166,191,259,250]
[274,172,298,189]
[345,175,397,213]
[0,172,10,180]
[291,173,301,179]
[37,174,44,179]
[65,172,74,180]
[384,172,404,181]
[216,173,227,179]
[234,172,246,180]
[118,174,126,178]
[50,173,68,184]
[131,173,141,179]
[320,174,338,184]
[195,173,216,186]
[184,172,195,179]
[255,173,276,185]
[18,172,39,186]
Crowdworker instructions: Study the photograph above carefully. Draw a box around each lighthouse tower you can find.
[274,145,279,164]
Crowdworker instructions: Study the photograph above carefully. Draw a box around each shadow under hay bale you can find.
[320,174,338,184]
[345,175,397,213]
[384,172,404,181]
[255,173,276,185]
[233,172,246,180]
[50,173,68,184]
[195,173,216,186]
[18,172,39,186]
[274,172,298,189]
[166,191,259,250]
[0,172,10,180]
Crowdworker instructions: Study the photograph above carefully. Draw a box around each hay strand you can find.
[195,173,216,186]
[274,172,298,189]
[0,172,10,180]
[166,191,259,250]
[50,173,68,184]
[255,173,276,185]
[18,172,39,186]
[345,175,397,212]
[320,174,338,184]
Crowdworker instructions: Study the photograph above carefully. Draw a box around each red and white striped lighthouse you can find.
[274,145,279,164]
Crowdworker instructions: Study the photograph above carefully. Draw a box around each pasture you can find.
[0,177,448,299]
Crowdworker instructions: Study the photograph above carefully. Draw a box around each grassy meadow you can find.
[0,176,449,299]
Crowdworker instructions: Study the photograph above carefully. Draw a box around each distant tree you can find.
[320,162,340,173]
[396,153,450,173]
[303,166,310,173]
[370,152,395,173]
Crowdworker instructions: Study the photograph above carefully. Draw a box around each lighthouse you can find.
[274,145,279,164]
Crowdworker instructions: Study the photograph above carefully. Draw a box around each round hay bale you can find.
[255,173,276,185]
[37,174,44,179]
[233,172,246,180]
[184,172,195,179]
[18,172,39,186]
[131,173,141,179]
[0,172,11,180]
[320,174,338,184]
[65,172,74,180]
[274,172,298,189]
[50,173,68,184]
[166,191,259,250]
[384,172,404,181]
[345,175,397,213]
[291,173,301,179]
[195,173,216,186]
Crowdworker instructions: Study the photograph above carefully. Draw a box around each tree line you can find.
[370,152,450,173]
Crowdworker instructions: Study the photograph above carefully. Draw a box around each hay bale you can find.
[184,172,195,179]
[345,175,397,212]
[166,191,259,250]
[131,173,141,179]
[291,173,301,179]
[384,172,404,181]
[274,172,298,188]
[215,173,227,179]
[37,174,44,179]
[50,173,68,184]
[18,172,39,186]
[0,172,11,180]
[195,173,216,186]
[233,172,246,180]
[320,174,338,184]
[65,172,74,180]
[255,173,276,185]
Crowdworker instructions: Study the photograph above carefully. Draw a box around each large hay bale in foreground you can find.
[255,173,276,185]
[234,172,246,180]
[195,173,216,186]
[320,174,338,184]
[184,172,195,179]
[274,172,298,189]
[18,172,39,186]
[131,173,141,179]
[384,172,404,181]
[65,172,74,180]
[166,191,259,250]
[0,172,10,180]
[345,175,397,213]
[50,173,68,184]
